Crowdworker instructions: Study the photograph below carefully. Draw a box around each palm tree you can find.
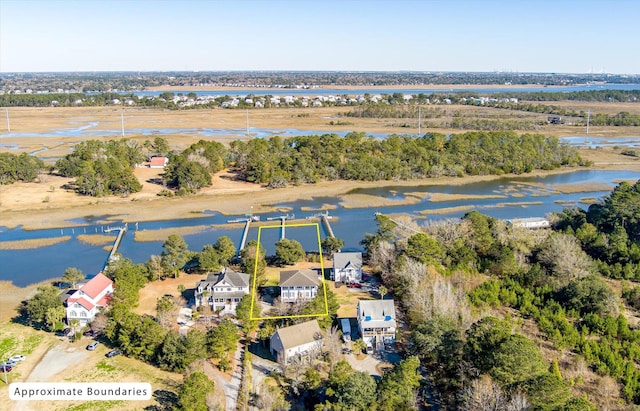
[378,285,388,300]
[69,319,80,341]
[353,338,367,354]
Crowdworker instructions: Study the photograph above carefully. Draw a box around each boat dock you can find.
[307,211,335,238]
[238,219,252,253]
[266,214,294,239]
[103,224,127,271]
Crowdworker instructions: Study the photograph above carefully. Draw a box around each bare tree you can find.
[462,375,507,411]
[324,325,342,371]
[537,232,593,286]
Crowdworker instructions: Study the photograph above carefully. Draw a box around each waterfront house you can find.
[194,267,250,315]
[357,299,397,350]
[65,273,114,326]
[332,252,363,283]
[270,320,323,363]
[280,269,319,303]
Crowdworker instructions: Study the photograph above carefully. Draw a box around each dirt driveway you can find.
[25,342,90,382]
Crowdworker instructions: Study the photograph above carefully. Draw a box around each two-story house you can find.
[357,299,397,351]
[280,269,319,303]
[194,267,250,315]
[270,320,323,363]
[65,273,114,326]
[332,252,363,283]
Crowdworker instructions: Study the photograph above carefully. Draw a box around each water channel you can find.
[2,169,639,286]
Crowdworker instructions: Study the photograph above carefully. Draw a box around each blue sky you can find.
[1,0,638,74]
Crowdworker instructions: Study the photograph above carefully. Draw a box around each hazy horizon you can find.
[1,0,639,74]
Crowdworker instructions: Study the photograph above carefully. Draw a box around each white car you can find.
[8,355,25,362]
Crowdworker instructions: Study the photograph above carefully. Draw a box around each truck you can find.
[341,318,351,342]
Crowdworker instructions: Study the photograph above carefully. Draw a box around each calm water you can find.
[1,169,639,286]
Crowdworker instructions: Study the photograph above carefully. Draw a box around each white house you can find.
[332,252,363,283]
[280,269,319,303]
[357,299,397,350]
[507,217,550,229]
[270,320,323,363]
[194,268,250,315]
[65,273,114,326]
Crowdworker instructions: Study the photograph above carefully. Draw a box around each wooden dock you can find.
[103,225,127,271]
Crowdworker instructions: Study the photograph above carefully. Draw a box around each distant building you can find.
[280,269,319,303]
[270,320,323,363]
[548,115,562,124]
[65,273,114,326]
[332,252,363,283]
[507,217,550,229]
[149,156,169,168]
[357,299,397,350]
[194,268,250,315]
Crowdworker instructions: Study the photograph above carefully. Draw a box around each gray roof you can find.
[197,268,249,289]
[333,252,363,270]
[272,320,323,349]
[218,268,250,287]
[358,299,397,329]
[280,269,319,287]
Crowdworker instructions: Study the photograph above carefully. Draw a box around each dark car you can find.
[57,328,73,337]
[347,282,362,288]
[105,350,122,358]
[0,364,11,372]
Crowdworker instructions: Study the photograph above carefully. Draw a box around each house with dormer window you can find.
[65,273,114,326]
[357,299,397,350]
[280,269,319,303]
[332,252,363,283]
[194,267,250,315]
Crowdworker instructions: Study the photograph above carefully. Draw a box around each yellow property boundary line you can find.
[249,222,329,320]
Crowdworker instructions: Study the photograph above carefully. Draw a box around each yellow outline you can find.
[249,223,329,320]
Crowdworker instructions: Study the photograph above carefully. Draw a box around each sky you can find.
[1,0,638,74]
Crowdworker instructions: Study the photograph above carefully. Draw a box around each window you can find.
[80,311,87,317]
[237,287,243,291]
[70,310,77,317]
[227,287,232,291]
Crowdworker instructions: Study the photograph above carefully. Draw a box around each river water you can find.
[1,169,639,286]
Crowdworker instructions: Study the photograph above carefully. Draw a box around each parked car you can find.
[86,341,100,351]
[57,328,72,337]
[83,329,95,337]
[0,364,11,372]
[105,350,122,358]
[8,355,25,362]
[347,282,362,288]
[365,343,374,355]
[3,360,16,367]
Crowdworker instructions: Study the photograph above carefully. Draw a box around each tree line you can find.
[227,132,585,188]
[361,179,640,408]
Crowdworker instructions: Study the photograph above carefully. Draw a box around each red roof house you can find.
[65,273,114,325]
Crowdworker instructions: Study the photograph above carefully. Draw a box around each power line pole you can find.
[586,110,591,135]
[5,108,9,133]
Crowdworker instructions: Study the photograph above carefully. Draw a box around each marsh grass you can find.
[0,236,71,250]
